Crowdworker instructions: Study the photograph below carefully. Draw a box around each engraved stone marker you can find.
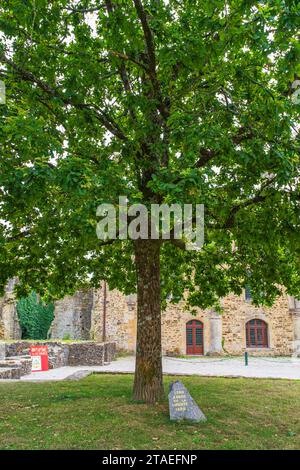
[168,380,207,422]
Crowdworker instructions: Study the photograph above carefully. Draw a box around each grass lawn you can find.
[0,374,299,450]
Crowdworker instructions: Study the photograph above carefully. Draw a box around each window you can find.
[246,319,268,348]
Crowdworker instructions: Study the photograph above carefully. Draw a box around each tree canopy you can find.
[0,1,299,309]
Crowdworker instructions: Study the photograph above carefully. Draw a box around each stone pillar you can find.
[288,297,300,356]
[208,310,223,355]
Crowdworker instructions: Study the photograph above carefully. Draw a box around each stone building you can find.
[1,279,300,357]
[90,284,300,357]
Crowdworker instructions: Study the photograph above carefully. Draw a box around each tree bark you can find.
[133,238,164,403]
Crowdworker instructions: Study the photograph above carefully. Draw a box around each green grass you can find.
[0,374,299,450]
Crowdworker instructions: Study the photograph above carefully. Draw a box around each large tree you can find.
[0,0,300,403]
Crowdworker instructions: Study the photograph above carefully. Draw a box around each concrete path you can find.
[7,355,300,382]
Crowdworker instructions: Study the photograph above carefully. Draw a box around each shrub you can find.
[16,292,54,340]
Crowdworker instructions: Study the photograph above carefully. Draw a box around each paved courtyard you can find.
[4,355,299,382]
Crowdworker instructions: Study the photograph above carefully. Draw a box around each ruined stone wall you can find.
[46,280,297,356]
[1,274,297,356]
[0,279,21,340]
[49,289,94,340]
[0,302,4,340]
[91,284,137,352]
[0,322,4,340]
[3,340,116,370]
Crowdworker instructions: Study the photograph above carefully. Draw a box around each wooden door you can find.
[186,320,204,355]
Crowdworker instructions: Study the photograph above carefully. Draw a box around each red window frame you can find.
[246,319,268,348]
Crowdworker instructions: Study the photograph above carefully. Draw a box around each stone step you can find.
[0,367,21,379]
[0,356,32,379]
[0,368,13,379]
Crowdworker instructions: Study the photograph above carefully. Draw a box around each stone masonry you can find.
[0,278,21,340]
[48,289,94,340]
[90,285,137,351]
[0,340,116,379]
[91,287,299,357]
[1,278,300,357]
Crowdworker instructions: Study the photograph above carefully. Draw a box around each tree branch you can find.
[132,0,170,122]
[194,127,257,168]
[65,5,106,14]
[108,49,148,72]
[195,148,219,168]
[0,53,128,141]
[133,0,156,73]
[223,194,267,229]
[104,1,137,122]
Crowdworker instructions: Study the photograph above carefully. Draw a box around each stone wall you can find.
[91,287,297,356]
[0,340,116,379]
[0,322,4,340]
[64,341,115,365]
[68,341,109,366]
[104,341,117,363]
[4,341,69,368]
[222,293,294,356]
[49,289,94,340]
[0,268,298,358]
[0,279,21,340]
[161,301,211,356]
[91,288,211,355]
[91,284,137,352]
[3,340,116,367]
[3,275,295,357]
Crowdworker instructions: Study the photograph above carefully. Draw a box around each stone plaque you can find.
[168,380,207,422]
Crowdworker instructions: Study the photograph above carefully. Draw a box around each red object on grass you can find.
[30,345,49,372]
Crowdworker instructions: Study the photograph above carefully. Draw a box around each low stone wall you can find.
[2,340,116,368]
[0,368,18,379]
[104,342,116,363]
[48,344,69,369]
[0,340,116,380]
[5,341,32,357]
[68,342,105,366]
[4,341,69,369]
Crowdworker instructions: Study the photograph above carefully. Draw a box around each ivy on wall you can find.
[16,292,54,340]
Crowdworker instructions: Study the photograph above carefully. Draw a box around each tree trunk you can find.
[133,238,164,403]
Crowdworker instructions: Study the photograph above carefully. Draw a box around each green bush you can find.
[16,292,54,340]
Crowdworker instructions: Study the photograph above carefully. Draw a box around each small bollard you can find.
[245,351,248,366]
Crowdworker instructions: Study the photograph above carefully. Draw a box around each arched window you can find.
[186,320,204,355]
[246,319,268,348]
